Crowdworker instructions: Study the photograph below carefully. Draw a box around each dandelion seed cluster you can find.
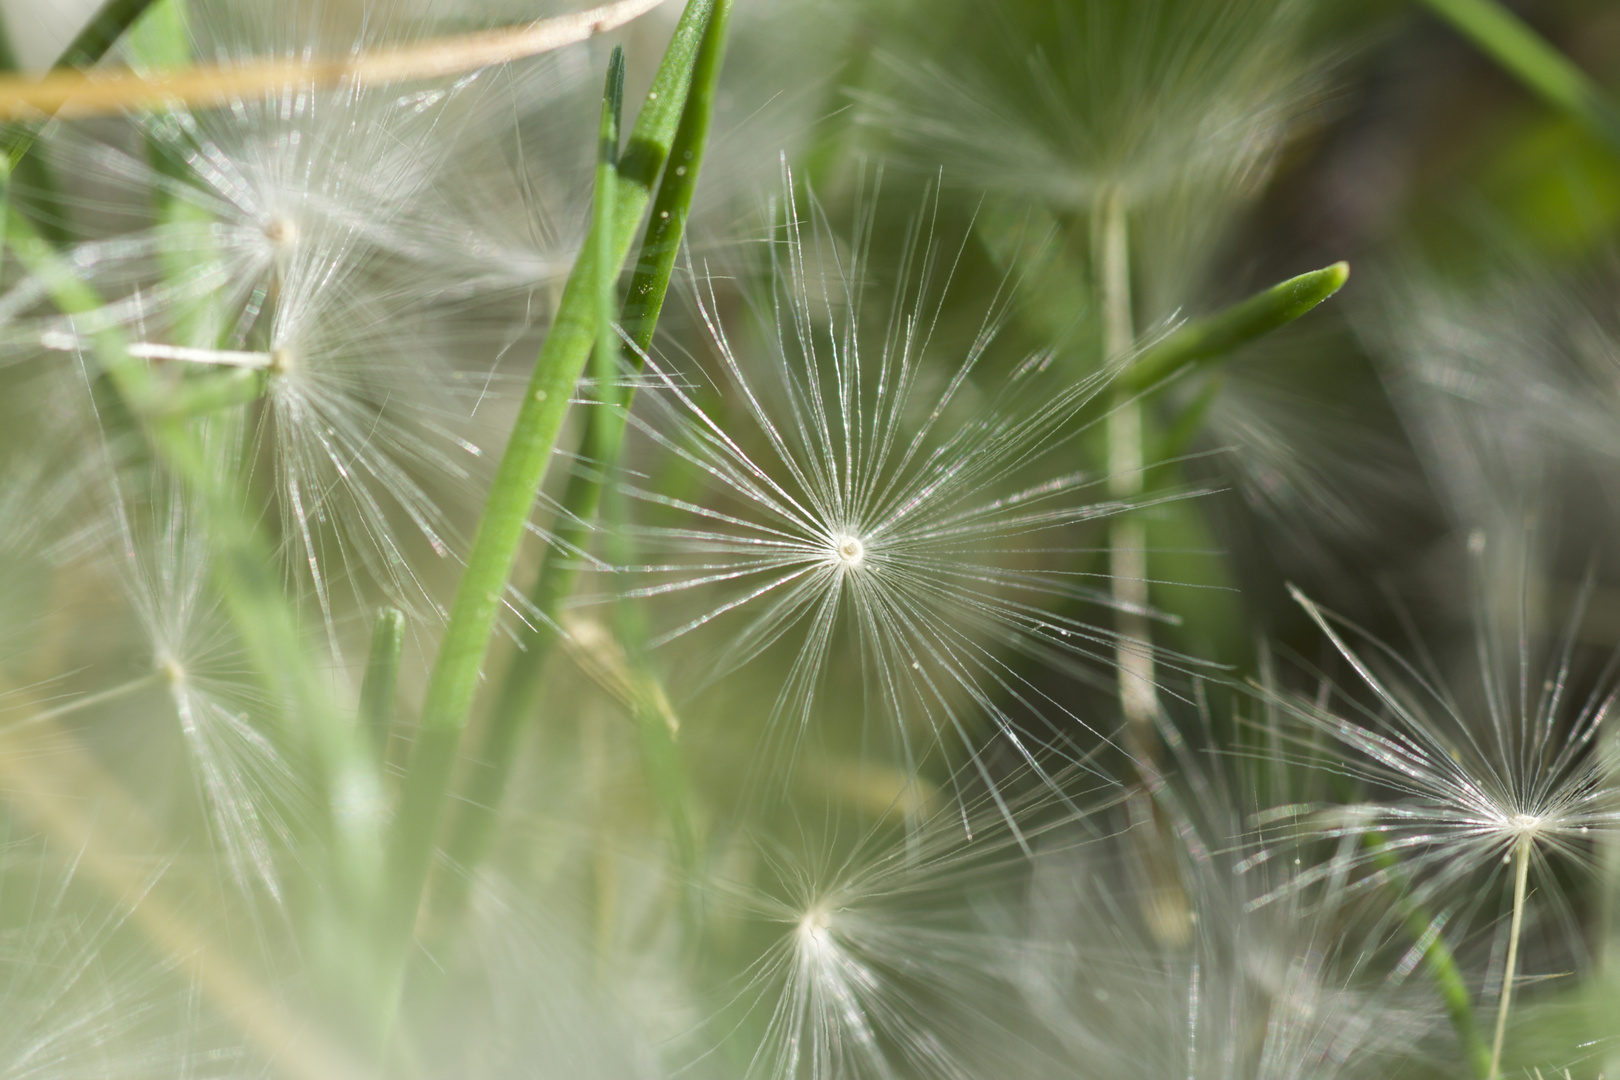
[0,0,1618,1077]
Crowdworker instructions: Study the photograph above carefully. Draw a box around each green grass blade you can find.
[1419,0,1620,151]
[56,0,166,69]
[593,46,626,454]
[361,609,406,767]
[428,0,732,940]
[1119,261,1349,394]
[386,0,719,959]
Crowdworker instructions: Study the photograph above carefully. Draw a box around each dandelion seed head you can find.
[830,533,866,569]
[796,902,837,955]
[703,765,1104,1079]
[263,214,300,250]
[601,172,1207,806]
[156,651,186,687]
[1247,574,1620,948]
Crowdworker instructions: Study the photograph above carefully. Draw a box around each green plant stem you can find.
[587,44,700,875]
[593,46,625,447]
[361,608,405,767]
[426,0,730,937]
[1418,0,1620,152]
[1491,835,1531,1079]
[386,0,719,960]
[1097,188,1157,751]
[1118,262,1350,394]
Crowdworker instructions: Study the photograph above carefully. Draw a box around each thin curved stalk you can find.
[1491,836,1531,1079]
[1097,188,1157,751]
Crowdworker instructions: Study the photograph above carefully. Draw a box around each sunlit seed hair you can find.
[1359,253,1620,542]
[702,764,1111,1080]
[853,0,1328,319]
[1010,701,1433,1080]
[854,0,1322,208]
[0,837,228,1078]
[112,480,305,906]
[593,167,1206,809]
[1243,556,1620,930]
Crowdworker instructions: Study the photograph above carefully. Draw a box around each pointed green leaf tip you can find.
[1120,261,1349,393]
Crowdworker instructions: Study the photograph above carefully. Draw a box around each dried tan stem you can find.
[0,0,666,120]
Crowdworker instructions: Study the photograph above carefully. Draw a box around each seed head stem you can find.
[1097,187,1158,750]
[1490,834,1531,1079]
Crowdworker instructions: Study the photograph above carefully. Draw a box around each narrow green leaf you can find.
[1419,0,1620,152]
[387,0,721,959]
[361,609,406,767]
[1120,261,1349,394]
[593,45,626,458]
[56,0,166,70]
[426,0,732,942]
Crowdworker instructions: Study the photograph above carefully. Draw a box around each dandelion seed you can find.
[705,764,1109,1079]
[1011,710,1433,1080]
[1249,556,1620,1076]
[0,837,235,1077]
[592,171,1207,807]
[114,483,306,905]
[1250,574,1620,911]
[0,10,539,638]
[854,0,1327,301]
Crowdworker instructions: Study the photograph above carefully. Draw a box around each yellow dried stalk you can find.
[0,0,666,120]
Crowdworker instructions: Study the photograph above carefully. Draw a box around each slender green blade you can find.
[1120,261,1348,393]
[361,609,406,766]
[56,0,166,69]
[1419,0,1620,151]
[387,0,720,960]
[427,0,733,943]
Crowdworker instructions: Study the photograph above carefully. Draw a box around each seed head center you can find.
[264,216,299,249]
[834,534,865,567]
[157,654,186,686]
[1509,812,1544,839]
[798,905,835,952]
